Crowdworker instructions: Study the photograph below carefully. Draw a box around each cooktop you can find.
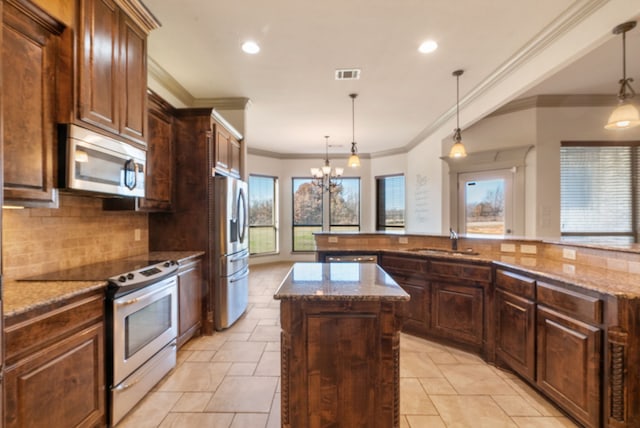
[20,258,170,282]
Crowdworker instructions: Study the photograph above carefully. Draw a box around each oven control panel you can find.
[109,260,178,293]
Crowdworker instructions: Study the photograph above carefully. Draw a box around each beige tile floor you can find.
[119,262,579,428]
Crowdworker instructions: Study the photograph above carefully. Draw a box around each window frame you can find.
[375,174,405,232]
[248,174,279,256]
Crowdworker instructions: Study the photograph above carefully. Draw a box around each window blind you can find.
[560,145,635,242]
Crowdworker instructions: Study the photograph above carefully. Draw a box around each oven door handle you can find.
[230,268,250,283]
[115,281,174,307]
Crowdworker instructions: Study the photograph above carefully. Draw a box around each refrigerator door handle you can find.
[237,187,247,244]
[229,248,249,262]
[230,268,250,283]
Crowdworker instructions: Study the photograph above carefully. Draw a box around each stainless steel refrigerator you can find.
[213,175,249,330]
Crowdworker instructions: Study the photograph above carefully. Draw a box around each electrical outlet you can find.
[398,237,409,244]
[328,236,339,243]
[500,243,516,253]
[520,244,537,254]
[563,263,575,274]
[563,248,576,260]
[134,228,141,241]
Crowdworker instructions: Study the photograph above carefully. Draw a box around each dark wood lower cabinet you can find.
[177,258,203,348]
[431,281,484,348]
[536,305,601,428]
[4,324,104,428]
[4,291,105,427]
[280,299,404,428]
[495,288,536,381]
[401,279,429,333]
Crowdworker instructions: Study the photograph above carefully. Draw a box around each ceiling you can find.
[143,0,640,156]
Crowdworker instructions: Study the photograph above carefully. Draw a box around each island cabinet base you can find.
[280,300,405,428]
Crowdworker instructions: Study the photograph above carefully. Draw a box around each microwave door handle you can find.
[124,158,137,190]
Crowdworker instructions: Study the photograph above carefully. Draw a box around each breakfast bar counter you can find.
[274,262,409,428]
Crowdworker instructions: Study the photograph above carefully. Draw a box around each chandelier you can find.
[310,136,343,192]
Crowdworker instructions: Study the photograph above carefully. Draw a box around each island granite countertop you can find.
[274,262,410,301]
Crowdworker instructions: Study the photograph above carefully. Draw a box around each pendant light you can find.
[449,69,467,158]
[605,21,640,130]
[348,93,361,168]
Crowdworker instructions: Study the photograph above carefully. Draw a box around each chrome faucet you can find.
[449,228,458,251]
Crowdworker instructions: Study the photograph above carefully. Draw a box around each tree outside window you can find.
[292,178,323,251]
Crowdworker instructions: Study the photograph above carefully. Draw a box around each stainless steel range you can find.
[22,257,180,426]
[106,260,179,426]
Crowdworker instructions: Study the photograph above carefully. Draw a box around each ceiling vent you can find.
[335,69,361,80]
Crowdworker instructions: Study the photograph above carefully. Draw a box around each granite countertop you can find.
[274,262,410,302]
[382,249,640,299]
[3,251,205,319]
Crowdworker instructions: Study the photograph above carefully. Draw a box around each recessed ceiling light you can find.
[242,41,260,54]
[418,40,438,54]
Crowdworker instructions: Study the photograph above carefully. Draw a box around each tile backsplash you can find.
[2,194,148,279]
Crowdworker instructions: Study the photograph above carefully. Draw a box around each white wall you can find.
[433,104,640,240]
[536,105,640,238]
[441,109,538,237]
[406,132,447,234]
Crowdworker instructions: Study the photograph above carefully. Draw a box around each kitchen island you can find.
[274,262,409,428]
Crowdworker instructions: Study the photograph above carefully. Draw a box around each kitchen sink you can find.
[407,247,480,256]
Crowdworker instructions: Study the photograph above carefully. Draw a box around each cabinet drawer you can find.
[5,292,105,363]
[495,269,535,300]
[379,254,428,274]
[537,281,602,325]
[430,260,491,283]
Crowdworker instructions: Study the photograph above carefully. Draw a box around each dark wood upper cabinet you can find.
[63,0,157,148]
[211,110,242,178]
[137,90,174,211]
[2,0,64,207]
[77,0,119,136]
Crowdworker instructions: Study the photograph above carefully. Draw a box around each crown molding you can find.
[148,58,252,110]
[193,97,252,109]
[114,0,161,33]
[486,94,619,117]
[441,145,534,173]
[147,57,195,106]
[248,147,371,160]
[403,0,608,153]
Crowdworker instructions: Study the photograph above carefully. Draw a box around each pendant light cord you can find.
[456,74,460,130]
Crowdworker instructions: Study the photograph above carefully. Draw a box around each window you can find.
[458,170,513,236]
[292,178,323,252]
[330,178,361,232]
[561,142,638,243]
[376,175,405,231]
[248,175,278,254]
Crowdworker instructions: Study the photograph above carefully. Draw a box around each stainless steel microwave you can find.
[58,124,146,198]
